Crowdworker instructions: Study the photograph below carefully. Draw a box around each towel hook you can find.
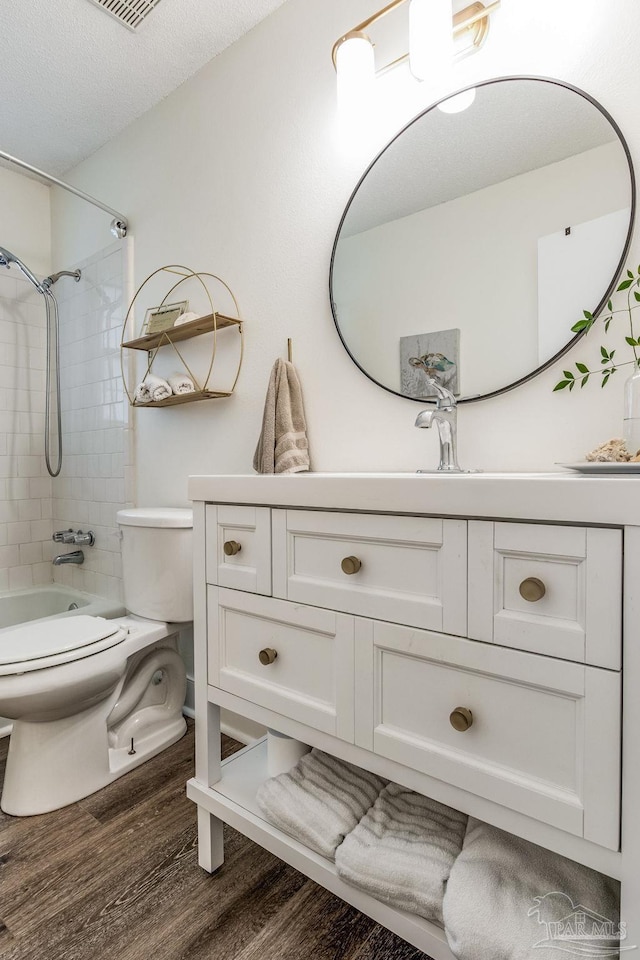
[287,338,292,362]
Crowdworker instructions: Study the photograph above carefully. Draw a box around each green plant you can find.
[554,264,640,392]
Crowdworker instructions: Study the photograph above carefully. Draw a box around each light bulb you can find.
[437,87,476,113]
[409,0,453,82]
[336,32,375,117]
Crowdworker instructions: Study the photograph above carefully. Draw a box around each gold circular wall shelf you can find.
[120,264,244,407]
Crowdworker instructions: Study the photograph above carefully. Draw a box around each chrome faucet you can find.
[53,550,84,566]
[410,357,463,473]
[53,529,95,546]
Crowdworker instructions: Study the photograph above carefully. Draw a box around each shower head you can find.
[42,269,81,289]
[0,245,44,293]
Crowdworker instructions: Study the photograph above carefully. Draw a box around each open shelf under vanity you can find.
[186,737,455,960]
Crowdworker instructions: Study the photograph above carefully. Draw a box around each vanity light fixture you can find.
[332,0,499,96]
[336,30,376,115]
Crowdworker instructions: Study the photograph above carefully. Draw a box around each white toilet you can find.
[0,507,193,816]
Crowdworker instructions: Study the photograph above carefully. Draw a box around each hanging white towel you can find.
[256,748,387,860]
[253,358,310,474]
[443,818,621,960]
[335,782,468,926]
[168,372,196,395]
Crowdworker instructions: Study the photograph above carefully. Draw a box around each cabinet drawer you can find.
[206,505,272,594]
[208,587,354,740]
[355,619,620,849]
[273,509,467,635]
[468,522,621,669]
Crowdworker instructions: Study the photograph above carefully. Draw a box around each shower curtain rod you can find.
[0,149,129,238]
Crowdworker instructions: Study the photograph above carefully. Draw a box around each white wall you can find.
[0,166,51,277]
[52,240,133,601]
[51,0,640,491]
[0,168,53,592]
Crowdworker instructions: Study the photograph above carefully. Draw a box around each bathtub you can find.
[0,585,126,737]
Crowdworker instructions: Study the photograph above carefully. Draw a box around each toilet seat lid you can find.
[0,615,126,667]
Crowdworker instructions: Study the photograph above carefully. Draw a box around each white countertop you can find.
[188,472,640,526]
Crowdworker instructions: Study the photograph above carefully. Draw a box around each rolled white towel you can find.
[137,373,171,402]
[168,372,196,395]
[173,311,200,326]
[134,381,152,403]
[256,748,387,861]
[335,782,468,926]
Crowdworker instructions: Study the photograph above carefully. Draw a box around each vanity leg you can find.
[193,507,225,873]
[197,807,224,873]
[194,700,224,871]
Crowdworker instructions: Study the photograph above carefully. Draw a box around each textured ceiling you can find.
[342,79,622,237]
[0,0,287,175]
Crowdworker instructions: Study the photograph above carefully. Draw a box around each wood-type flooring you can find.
[0,721,430,960]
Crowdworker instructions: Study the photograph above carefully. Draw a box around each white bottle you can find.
[623,368,640,456]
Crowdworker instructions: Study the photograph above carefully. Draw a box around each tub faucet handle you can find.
[53,529,95,546]
[74,530,95,547]
[53,529,75,543]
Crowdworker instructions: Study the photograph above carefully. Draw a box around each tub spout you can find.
[53,550,84,566]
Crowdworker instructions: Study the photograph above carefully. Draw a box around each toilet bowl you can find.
[0,507,193,816]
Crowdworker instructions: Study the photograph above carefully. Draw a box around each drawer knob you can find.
[450,707,473,732]
[341,556,362,575]
[259,648,278,666]
[519,577,546,602]
[223,540,242,556]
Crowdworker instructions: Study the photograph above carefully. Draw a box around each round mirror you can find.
[330,77,635,402]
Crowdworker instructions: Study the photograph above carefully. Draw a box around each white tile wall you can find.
[0,270,53,590]
[52,240,133,601]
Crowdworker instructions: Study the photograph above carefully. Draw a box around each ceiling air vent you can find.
[87,0,163,31]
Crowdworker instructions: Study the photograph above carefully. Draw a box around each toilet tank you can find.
[117,508,193,622]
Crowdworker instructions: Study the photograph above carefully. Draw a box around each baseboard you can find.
[185,675,195,716]
[220,708,266,745]
[181,678,264,744]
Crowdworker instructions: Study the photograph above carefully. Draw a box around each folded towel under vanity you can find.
[167,372,196,395]
[335,782,468,926]
[256,748,387,860]
[253,358,310,474]
[134,374,172,403]
[443,818,621,960]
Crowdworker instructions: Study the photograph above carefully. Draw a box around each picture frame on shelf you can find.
[142,300,189,335]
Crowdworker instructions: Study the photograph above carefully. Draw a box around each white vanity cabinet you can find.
[272,509,467,635]
[208,587,355,740]
[187,475,640,960]
[355,618,620,848]
[468,521,622,668]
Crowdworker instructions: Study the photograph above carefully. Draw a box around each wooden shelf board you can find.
[122,312,241,352]
[132,389,232,408]
[186,738,454,960]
